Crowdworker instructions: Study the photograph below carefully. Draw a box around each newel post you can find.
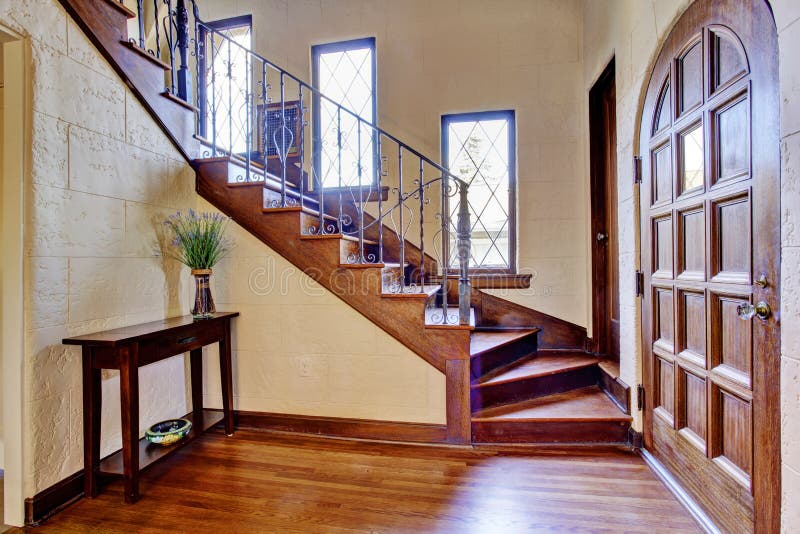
[457,182,471,325]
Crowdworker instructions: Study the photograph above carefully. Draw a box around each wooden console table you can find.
[63,312,239,503]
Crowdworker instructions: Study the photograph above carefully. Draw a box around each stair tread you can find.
[473,353,599,387]
[598,359,621,379]
[471,386,631,422]
[470,329,539,358]
[382,285,441,298]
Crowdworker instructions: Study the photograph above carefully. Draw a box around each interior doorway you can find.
[589,58,620,359]
[1,29,26,528]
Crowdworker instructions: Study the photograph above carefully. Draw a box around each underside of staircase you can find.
[61,0,632,446]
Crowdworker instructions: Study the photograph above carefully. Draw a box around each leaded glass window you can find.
[443,111,516,271]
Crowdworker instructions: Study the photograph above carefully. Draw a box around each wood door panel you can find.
[639,1,779,531]
[677,288,706,368]
[677,39,704,117]
[710,291,753,387]
[712,89,750,184]
[677,366,707,451]
[710,191,751,284]
[677,205,706,280]
[654,287,675,354]
[709,26,748,94]
[652,143,673,206]
[653,215,674,278]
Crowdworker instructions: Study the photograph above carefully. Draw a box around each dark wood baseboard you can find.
[640,449,720,534]
[24,470,85,526]
[628,428,643,449]
[598,365,630,414]
[235,411,448,443]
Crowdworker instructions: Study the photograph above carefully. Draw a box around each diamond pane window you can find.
[200,16,252,155]
[443,111,516,271]
[312,38,376,188]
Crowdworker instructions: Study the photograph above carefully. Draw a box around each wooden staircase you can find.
[61,0,632,446]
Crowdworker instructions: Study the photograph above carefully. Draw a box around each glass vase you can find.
[191,269,216,319]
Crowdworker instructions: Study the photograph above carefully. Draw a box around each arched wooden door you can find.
[639,1,780,532]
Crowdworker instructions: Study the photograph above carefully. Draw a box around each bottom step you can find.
[471,386,631,444]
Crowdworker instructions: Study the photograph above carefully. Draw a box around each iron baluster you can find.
[299,85,305,211]
[210,33,217,156]
[398,146,405,293]
[163,0,175,94]
[358,119,364,262]
[153,0,161,58]
[418,158,425,295]
[457,182,471,325]
[136,0,145,49]
[441,170,449,322]
[377,134,384,264]
[260,63,269,186]
[244,53,251,183]
[280,72,287,207]
[227,38,232,157]
[190,0,201,112]
[175,0,192,102]
[337,107,343,237]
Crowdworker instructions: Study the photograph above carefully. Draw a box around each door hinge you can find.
[637,384,645,411]
[633,155,642,184]
[635,270,644,297]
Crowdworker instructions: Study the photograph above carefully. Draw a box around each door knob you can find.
[597,232,608,242]
[737,301,771,321]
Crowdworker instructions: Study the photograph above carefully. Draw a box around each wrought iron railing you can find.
[124,0,472,325]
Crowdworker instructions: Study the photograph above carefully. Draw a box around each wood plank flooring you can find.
[13,430,700,533]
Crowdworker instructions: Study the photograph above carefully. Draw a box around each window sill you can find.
[432,273,531,289]
[308,186,390,202]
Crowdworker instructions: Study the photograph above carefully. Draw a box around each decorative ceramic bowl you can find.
[145,418,192,446]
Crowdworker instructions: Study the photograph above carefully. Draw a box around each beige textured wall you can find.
[0,0,198,496]
[582,0,800,531]
[198,203,445,422]
[200,0,588,327]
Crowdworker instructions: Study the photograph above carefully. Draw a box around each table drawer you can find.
[161,322,224,355]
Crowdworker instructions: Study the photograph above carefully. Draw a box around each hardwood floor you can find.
[13,430,700,533]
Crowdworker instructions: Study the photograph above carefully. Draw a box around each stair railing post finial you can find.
[457,180,471,326]
[175,0,193,103]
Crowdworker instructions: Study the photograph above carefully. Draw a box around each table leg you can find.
[219,321,234,436]
[119,344,140,503]
[190,348,204,430]
[81,347,101,499]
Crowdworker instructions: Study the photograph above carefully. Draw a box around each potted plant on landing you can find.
[163,209,232,319]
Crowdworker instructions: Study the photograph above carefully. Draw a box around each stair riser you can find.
[382,266,405,292]
[299,212,340,235]
[340,239,380,265]
[262,180,318,210]
[470,337,538,380]
[471,365,600,412]
[471,420,630,444]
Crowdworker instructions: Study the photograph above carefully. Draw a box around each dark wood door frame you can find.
[589,58,618,358]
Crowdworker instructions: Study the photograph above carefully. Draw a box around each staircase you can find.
[60,0,632,446]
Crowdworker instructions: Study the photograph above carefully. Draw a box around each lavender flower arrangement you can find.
[163,209,232,270]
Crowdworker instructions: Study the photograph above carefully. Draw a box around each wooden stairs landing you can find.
[468,330,632,444]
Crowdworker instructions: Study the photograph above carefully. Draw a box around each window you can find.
[312,38,376,188]
[442,110,516,271]
[199,15,252,154]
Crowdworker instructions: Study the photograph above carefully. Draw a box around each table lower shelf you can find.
[98,409,224,476]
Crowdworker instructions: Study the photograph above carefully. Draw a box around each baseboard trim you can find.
[235,411,448,443]
[639,449,721,534]
[24,470,84,526]
[627,428,643,449]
